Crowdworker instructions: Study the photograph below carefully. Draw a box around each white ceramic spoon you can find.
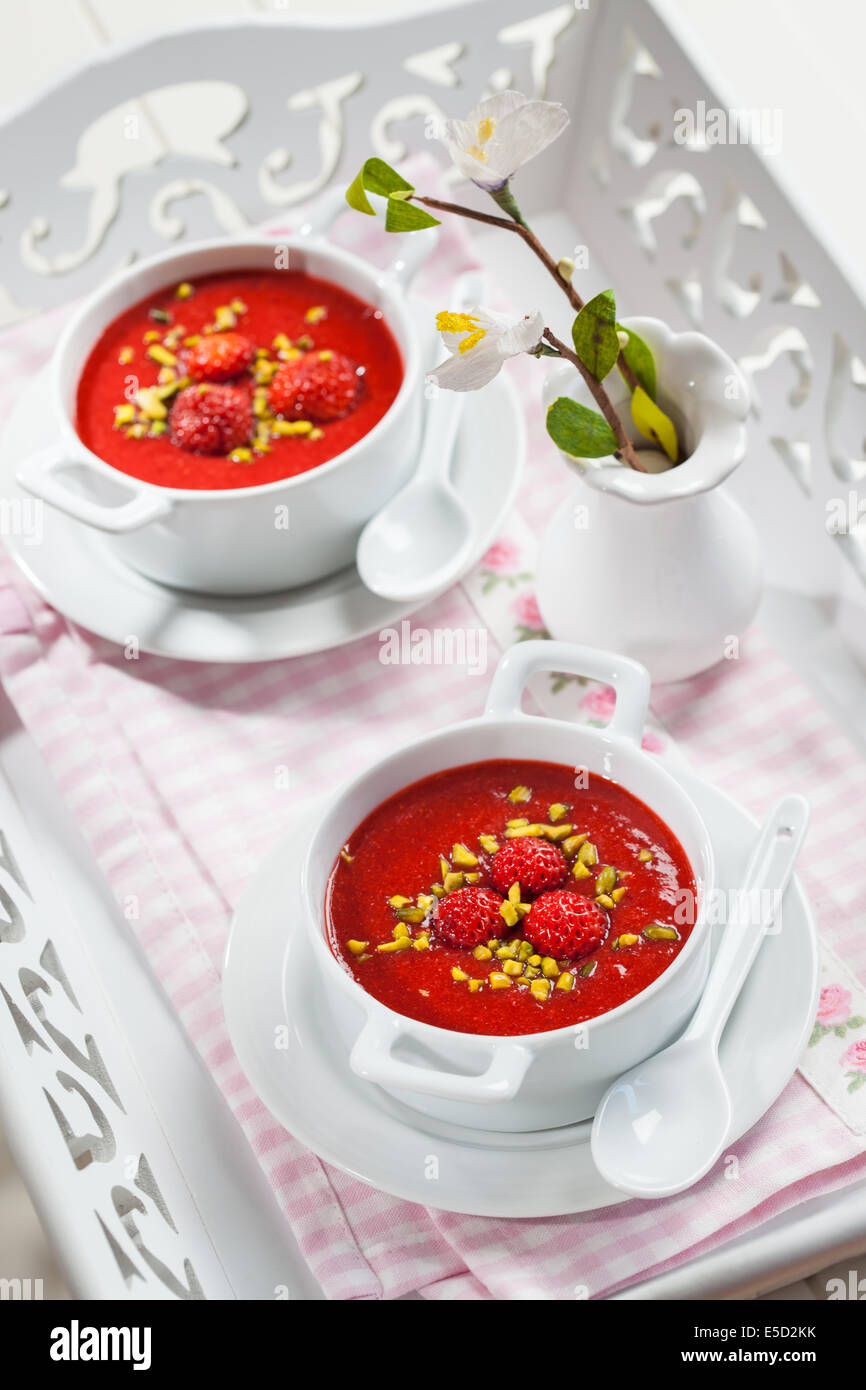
[591,794,810,1199]
[355,273,484,602]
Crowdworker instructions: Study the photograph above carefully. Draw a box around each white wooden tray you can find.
[1,0,864,1298]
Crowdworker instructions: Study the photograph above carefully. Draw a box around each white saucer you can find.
[0,367,523,664]
[223,770,819,1218]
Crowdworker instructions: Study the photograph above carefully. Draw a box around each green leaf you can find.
[345,157,414,217]
[616,323,657,400]
[572,290,619,381]
[384,197,441,233]
[359,157,413,197]
[345,169,375,216]
[847,1072,866,1093]
[546,396,619,459]
[631,385,679,462]
[848,1016,865,1029]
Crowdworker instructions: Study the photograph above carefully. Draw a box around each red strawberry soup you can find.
[327,759,697,1036]
[75,269,403,491]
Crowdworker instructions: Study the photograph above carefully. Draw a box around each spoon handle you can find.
[686,794,810,1048]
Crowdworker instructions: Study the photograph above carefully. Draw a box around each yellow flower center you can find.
[435,311,487,354]
[465,116,496,164]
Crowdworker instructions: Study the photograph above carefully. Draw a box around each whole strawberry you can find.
[434,886,503,949]
[526,891,607,961]
[187,332,255,382]
[490,838,568,897]
[269,350,360,422]
[170,384,252,455]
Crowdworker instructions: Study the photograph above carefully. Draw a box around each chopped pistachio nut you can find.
[392,923,411,940]
[487,939,500,951]
[596,865,617,895]
[639,849,653,863]
[507,785,532,803]
[468,979,482,993]
[507,882,522,905]
[644,925,679,941]
[572,860,592,880]
[229,448,253,464]
[143,330,161,343]
[451,966,469,982]
[230,298,247,315]
[430,884,446,898]
[149,306,172,324]
[556,971,575,992]
[451,842,478,868]
[495,939,518,959]
[530,978,550,1001]
[465,872,481,884]
[175,282,194,299]
[413,934,430,951]
[562,833,588,856]
[416,894,434,911]
[579,960,598,977]
[118,346,134,365]
[479,834,500,854]
[473,945,493,961]
[541,822,572,842]
[339,848,354,864]
[596,894,615,910]
[523,965,540,979]
[612,933,639,949]
[113,403,135,427]
[318,349,333,361]
[504,823,544,839]
[499,900,519,929]
[528,954,542,967]
[377,937,411,953]
[506,818,529,828]
[439,856,451,880]
[577,840,598,866]
[442,871,464,893]
[503,959,524,977]
[147,344,177,368]
[489,972,512,990]
[517,940,534,962]
[347,939,368,955]
[389,895,411,909]
[271,420,313,437]
[305,305,327,324]
[611,886,628,904]
[395,906,426,924]
[213,305,237,330]
[548,803,569,822]
[541,956,560,979]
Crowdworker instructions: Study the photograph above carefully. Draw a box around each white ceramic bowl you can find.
[301,641,716,1133]
[16,198,434,596]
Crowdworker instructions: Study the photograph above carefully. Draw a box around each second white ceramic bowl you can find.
[301,641,716,1133]
[16,199,434,596]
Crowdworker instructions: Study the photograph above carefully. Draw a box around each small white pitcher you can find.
[537,317,762,684]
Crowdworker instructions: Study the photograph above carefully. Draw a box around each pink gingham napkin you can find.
[1,177,865,1299]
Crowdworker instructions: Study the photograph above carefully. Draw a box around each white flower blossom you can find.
[439,90,569,192]
[429,306,545,391]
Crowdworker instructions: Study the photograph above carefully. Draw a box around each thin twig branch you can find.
[543,331,645,472]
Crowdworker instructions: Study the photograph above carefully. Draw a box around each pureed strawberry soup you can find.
[75,270,403,490]
[327,759,697,1037]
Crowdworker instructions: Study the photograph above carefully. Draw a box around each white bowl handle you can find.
[16,445,172,534]
[350,1012,532,1104]
[485,640,651,746]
